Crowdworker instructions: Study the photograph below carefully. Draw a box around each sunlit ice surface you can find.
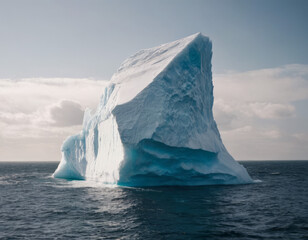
[53,33,252,186]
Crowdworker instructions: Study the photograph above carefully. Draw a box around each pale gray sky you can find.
[0,0,307,161]
[1,0,307,78]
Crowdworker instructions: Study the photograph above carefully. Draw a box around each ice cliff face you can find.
[53,33,253,186]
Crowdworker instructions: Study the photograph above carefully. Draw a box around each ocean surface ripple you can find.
[0,161,307,239]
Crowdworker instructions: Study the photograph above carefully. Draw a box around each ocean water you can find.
[0,161,307,240]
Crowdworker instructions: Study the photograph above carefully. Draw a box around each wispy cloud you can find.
[213,64,308,160]
[249,102,295,119]
[0,78,106,161]
[214,64,308,103]
[0,65,307,161]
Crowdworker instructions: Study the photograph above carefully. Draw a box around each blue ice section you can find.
[118,140,238,187]
[53,134,86,180]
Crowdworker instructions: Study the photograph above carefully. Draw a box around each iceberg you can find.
[53,33,253,186]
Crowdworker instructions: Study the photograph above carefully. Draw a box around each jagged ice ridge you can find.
[53,33,253,186]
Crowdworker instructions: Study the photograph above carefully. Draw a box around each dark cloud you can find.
[49,100,84,127]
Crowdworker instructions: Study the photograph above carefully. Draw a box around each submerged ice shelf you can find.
[53,33,252,186]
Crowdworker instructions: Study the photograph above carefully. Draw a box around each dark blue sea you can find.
[0,161,307,239]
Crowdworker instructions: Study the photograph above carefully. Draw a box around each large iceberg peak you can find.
[111,32,208,105]
[53,33,253,186]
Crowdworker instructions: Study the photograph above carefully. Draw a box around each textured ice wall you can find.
[53,33,252,186]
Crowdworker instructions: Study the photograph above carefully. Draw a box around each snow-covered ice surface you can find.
[53,33,252,186]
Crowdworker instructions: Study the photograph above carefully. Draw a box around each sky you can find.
[0,0,307,161]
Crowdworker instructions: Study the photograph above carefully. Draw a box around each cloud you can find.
[0,65,308,161]
[214,64,308,103]
[249,102,295,119]
[213,99,241,130]
[0,78,107,138]
[0,78,107,114]
[48,100,84,127]
[0,78,107,161]
[213,64,308,160]
[213,64,308,124]
[0,99,85,128]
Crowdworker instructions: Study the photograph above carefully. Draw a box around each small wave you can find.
[253,179,262,183]
[0,180,10,185]
[52,178,118,189]
[52,178,161,192]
